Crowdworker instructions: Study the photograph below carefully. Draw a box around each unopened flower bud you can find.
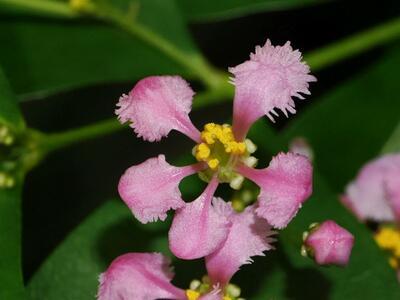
[303,220,354,266]
[289,137,313,161]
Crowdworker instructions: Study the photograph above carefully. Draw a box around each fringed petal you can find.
[116,76,201,142]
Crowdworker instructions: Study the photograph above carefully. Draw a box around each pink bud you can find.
[304,220,354,266]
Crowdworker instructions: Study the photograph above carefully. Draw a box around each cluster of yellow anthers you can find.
[195,123,246,170]
[185,277,243,300]
[375,226,400,269]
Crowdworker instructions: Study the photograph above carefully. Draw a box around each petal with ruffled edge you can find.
[237,152,313,228]
[230,40,316,140]
[97,252,185,300]
[116,75,201,142]
[305,220,354,266]
[342,154,400,222]
[387,174,400,220]
[206,202,275,286]
[118,155,205,223]
[169,178,231,259]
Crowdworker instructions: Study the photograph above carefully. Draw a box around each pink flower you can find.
[304,220,354,266]
[342,154,400,222]
[97,204,275,300]
[116,40,315,259]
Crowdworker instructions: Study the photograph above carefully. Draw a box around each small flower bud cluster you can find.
[0,125,14,146]
[0,125,16,189]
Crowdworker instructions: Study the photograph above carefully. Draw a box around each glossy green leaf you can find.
[0,67,24,129]
[27,200,169,299]
[245,123,400,299]
[27,170,202,299]
[177,0,327,22]
[0,178,26,300]
[282,46,400,191]
[0,0,197,97]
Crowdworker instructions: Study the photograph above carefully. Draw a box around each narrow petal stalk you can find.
[169,177,231,259]
[206,202,275,285]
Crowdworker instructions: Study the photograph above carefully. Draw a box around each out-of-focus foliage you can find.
[0,0,198,97]
[0,68,24,129]
[282,46,400,191]
[177,0,326,22]
[0,70,25,300]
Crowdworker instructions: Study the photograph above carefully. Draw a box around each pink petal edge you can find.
[343,154,400,222]
[115,76,201,142]
[97,253,185,300]
[169,178,231,259]
[206,202,275,285]
[118,154,205,223]
[230,39,316,140]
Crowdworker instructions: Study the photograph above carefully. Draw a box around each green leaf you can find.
[245,124,400,299]
[380,121,400,154]
[27,170,202,299]
[0,67,24,129]
[282,45,400,191]
[27,200,168,299]
[240,174,400,299]
[177,0,327,22]
[0,0,197,97]
[0,177,26,300]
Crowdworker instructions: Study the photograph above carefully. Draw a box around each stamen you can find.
[186,289,201,300]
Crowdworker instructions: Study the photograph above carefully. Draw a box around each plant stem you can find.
[305,17,400,71]
[39,86,234,153]
[97,8,222,90]
[41,119,124,153]
[0,0,77,18]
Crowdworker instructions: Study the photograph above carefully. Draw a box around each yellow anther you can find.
[196,143,211,160]
[375,227,400,251]
[186,289,200,300]
[389,257,399,269]
[195,123,248,173]
[375,226,400,269]
[223,297,233,300]
[207,159,220,170]
[201,132,216,145]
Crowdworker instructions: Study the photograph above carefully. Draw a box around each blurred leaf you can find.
[27,169,203,299]
[0,179,26,300]
[282,46,400,191]
[177,0,327,22]
[381,121,400,154]
[0,67,24,129]
[0,0,197,98]
[27,200,169,300]
[246,124,400,299]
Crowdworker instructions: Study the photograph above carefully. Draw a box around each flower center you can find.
[185,276,243,300]
[375,226,400,269]
[193,123,257,190]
